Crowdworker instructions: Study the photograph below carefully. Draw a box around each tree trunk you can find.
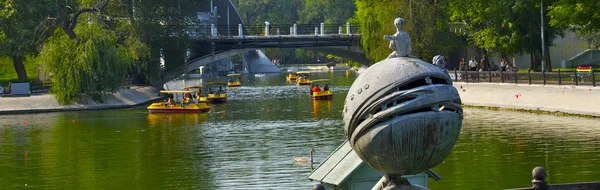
[529,53,534,71]
[12,55,28,81]
[544,45,552,71]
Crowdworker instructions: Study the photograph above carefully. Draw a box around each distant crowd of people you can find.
[458,55,517,72]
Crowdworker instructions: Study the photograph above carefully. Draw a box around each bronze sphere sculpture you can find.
[343,56,463,175]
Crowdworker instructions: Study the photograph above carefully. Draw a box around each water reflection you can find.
[147,113,209,127]
[430,108,600,189]
[312,100,332,119]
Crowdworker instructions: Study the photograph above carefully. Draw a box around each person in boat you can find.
[309,84,315,95]
[197,89,203,98]
[312,84,321,93]
[228,77,233,83]
[216,87,223,95]
[194,92,202,102]
[208,88,214,94]
[166,94,176,107]
[183,93,192,106]
[323,84,329,91]
[236,78,240,82]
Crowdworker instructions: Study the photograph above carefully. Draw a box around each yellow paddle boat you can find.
[147,90,210,113]
[286,71,299,81]
[206,82,227,104]
[182,86,207,103]
[310,79,333,100]
[296,71,311,85]
[227,74,242,87]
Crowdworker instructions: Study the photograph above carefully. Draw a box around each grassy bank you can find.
[0,56,40,86]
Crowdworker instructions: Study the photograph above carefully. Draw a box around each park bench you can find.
[571,66,593,82]
[5,82,31,97]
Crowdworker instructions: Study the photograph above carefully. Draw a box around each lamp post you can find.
[541,0,546,72]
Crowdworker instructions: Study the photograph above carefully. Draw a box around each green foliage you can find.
[124,0,202,84]
[448,0,563,56]
[0,0,54,80]
[37,24,132,104]
[353,0,463,63]
[300,0,356,24]
[548,0,600,48]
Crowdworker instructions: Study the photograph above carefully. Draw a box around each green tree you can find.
[0,0,53,81]
[353,0,462,63]
[448,0,564,71]
[300,0,355,24]
[128,0,203,83]
[548,0,600,48]
[38,24,132,104]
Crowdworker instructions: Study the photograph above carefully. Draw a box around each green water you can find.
[1,71,599,189]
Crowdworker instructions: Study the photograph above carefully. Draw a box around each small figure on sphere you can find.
[384,17,412,58]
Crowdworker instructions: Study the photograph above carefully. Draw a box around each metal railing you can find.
[450,69,597,87]
[184,23,361,37]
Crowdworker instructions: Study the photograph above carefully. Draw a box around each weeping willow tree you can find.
[352,0,463,63]
[37,23,132,104]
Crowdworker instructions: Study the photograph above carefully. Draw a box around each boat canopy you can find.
[206,82,227,85]
[183,86,203,89]
[227,74,241,77]
[310,79,330,83]
[297,71,310,74]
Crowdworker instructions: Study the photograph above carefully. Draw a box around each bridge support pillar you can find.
[238,24,243,37]
[290,27,293,36]
[211,24,217,37]
[315,27,318,35]
[339,26,342,34]
[320,23,324,35]
[347,22,351,35]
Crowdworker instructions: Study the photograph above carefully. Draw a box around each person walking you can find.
[500,57,508,72]
[468,56,478,80]
[480,55,490,71]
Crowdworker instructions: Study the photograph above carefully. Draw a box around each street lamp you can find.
[541,0,546,72]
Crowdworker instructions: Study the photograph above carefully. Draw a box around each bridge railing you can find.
[185,23,361,37]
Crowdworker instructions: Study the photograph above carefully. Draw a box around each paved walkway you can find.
[0,86,161,114]
[454,82,600,117]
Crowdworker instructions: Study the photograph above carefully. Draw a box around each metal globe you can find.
[343,56,463,175]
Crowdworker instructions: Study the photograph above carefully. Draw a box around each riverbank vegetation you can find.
[0,0,204,104]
